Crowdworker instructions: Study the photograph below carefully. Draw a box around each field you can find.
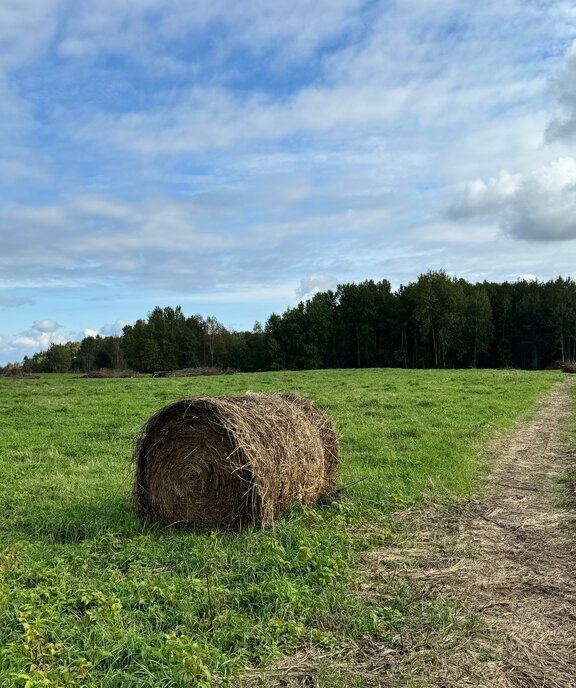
[0,369,561,687]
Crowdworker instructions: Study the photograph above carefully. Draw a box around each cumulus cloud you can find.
[547,41,576,142]
[447,172,521,220]
[0,314,64,360]
[14,331,66,350]
[70,323,126,340]
[4,320,65,357]
[296,274,337,298]
[32,319,61,333]
[99,320,128,336]
[447,158,576,242]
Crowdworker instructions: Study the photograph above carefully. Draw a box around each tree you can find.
[264,314,286,371]
[305,291,338,368]
[76,336,98,372]
[411,271,464,367]
[16,276,576,373]
[546,277,576,363]
[43,342,79,372]
[203,316,228,367]
[462,283,493,367]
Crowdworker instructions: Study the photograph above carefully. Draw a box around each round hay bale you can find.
[133,393,339,530]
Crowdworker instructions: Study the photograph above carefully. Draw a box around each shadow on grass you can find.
[7,487,353,545]
[11,496,263,543]
[15,498,145,544]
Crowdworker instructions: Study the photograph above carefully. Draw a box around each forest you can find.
[18,272,576,373]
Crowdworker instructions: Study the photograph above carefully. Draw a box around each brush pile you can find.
[82,369,140,378]
[151,367,237,378]
[561,360,576,374]
[133,393,338,529]
[0,366,39,379]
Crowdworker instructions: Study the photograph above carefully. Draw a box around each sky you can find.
[1,0,576,364]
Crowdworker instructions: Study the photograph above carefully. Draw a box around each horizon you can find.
[4,270,573,366]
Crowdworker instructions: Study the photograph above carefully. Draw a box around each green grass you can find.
[0,369,559,687]
[559,380,576,510]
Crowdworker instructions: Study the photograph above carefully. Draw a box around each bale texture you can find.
[134,393,339,529]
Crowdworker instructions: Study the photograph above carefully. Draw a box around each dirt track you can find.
[389,380,576,687]
[458,380,576,687]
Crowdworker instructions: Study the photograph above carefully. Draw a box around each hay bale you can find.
[133,393,338,530]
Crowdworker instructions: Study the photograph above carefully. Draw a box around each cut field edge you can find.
[557,380,576,511]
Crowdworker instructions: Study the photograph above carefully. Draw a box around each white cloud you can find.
[66,326,112,342]
[32,319,61,333]
[0,188,395,293]
[68,73,548,158]
[0,319,128,364]
[296,274,337,298]
[0,0,62,141]
[0,0,60,67]
[15,332,65,349]
[411,222,499,245]
[54,0,561,162]
[99,320,128,336]
[5,322,69,359]
[447,172,521,220]
[56,0,365,68]
[0,297,33,309]
[447,158,576,242]
[401,227,576,288]
[547,41,576,142]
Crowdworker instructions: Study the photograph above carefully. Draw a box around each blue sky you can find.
[1,0,576,364]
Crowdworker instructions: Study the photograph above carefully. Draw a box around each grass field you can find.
[0,369,559,687]
[561,383,576,511]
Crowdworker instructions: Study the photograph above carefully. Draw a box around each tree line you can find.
[20,272,576,373]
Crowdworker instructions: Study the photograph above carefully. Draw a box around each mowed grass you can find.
[560,381,576,510]
[0,369,559,687]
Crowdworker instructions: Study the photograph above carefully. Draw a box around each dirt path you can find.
[459,380,576,687]
[387,380,576,687]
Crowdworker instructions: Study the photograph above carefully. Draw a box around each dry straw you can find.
[133,393,339,530]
